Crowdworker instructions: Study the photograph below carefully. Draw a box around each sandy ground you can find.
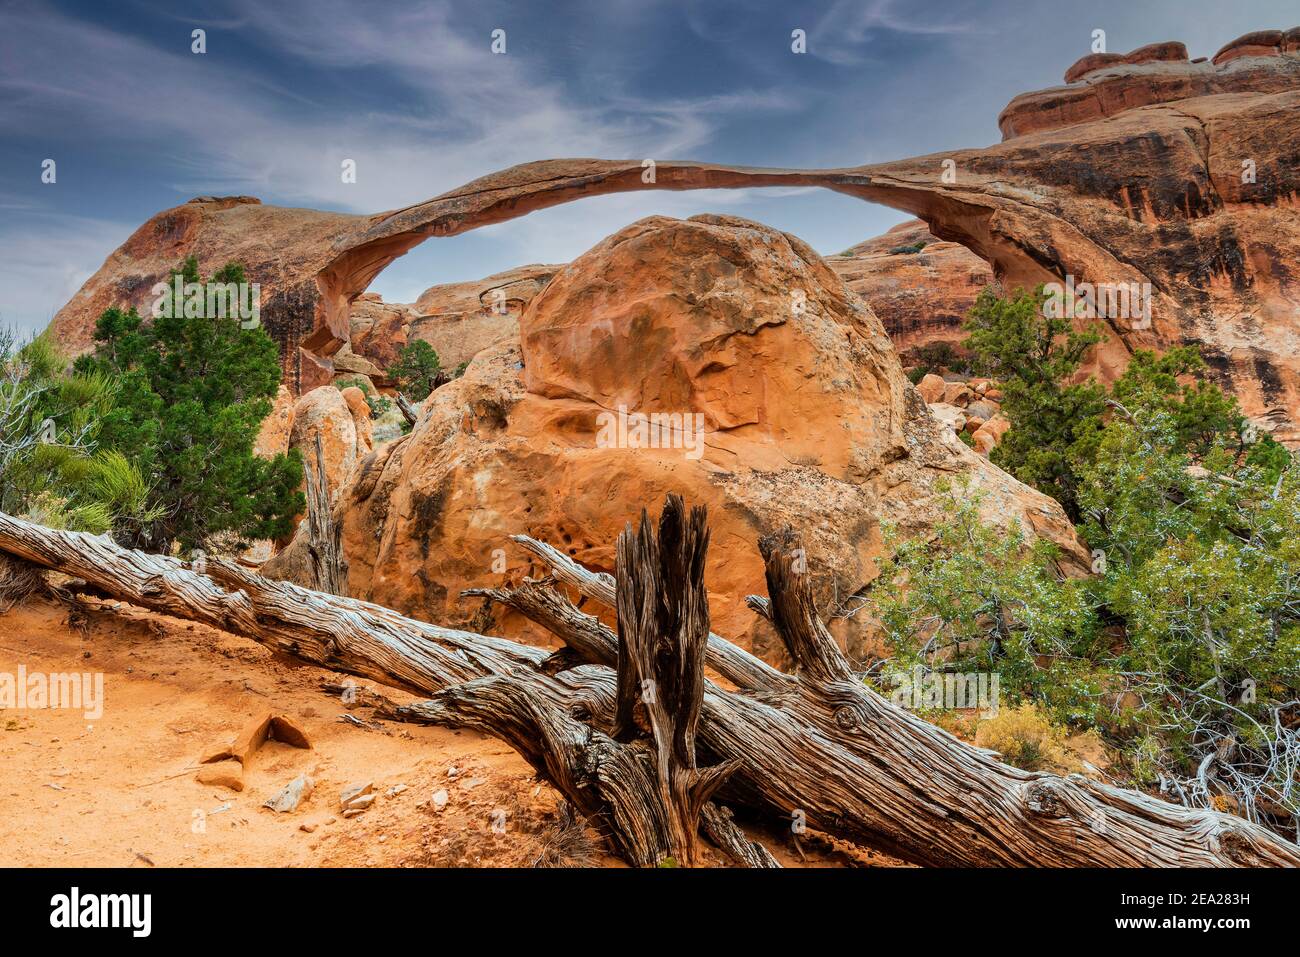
[0,597,889,868]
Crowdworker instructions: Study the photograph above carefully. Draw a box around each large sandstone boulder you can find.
[265,215,1085,662]
[973,415,1012,456]
[288,386,371,501]
[915,373,947,404]
[253,385,295,460]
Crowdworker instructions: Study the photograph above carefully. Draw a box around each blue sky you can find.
[1,0,1294,335]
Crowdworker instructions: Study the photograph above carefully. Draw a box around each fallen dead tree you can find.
[1,504,1298,867]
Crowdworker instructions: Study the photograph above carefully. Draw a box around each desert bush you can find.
[905,341,966,378]
[0,328,156,536]
[889,240,927,255]
[868,480,1106,726]
[974,703,1067,771]
[963,286,1107,520]
[881,286,1300,834]
[1076,359,1300,829]
[75,257,303,552]
[390,339,443,401]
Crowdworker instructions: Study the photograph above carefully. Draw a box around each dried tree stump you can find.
[304,432,347,597]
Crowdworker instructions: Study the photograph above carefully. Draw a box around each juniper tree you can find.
[75,257,303,552]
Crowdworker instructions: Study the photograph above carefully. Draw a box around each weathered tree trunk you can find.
[610,497,741,863]
[396,674,769,867]
[395,392,418,427]
[304,433,347,597]
[0,507,1297,867]
[399,497,751,866]
[511,533,786,691]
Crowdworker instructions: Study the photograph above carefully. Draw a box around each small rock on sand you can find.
[264,775,314,813]
[340,782,375,814]
[196,760,244,792]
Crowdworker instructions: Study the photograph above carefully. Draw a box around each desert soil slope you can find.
[0,598,889,868]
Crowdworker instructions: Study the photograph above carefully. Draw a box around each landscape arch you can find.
[307,156,1125,385]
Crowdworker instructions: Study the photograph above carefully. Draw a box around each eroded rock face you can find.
[253,385,296,460]
[345,266,560,384]
[1002,33,1300,137]
[47,196,368,388]
[348,293,416,376]
[264,215,1085,661]
[980,33,1300,443]
[410,264,560,370]
[827,220,991,359]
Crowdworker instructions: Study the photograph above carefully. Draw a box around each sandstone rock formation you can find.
[916,373,947,404]
[354,219,985,391]
[253,385,295,460]
[264,215,1085,662]
[48,28,1300,443]
[410,264,560,368]
[346,265,561,381]
[928,403,967,433]
[827,220,991,358]
[339,386,374,452]
[910,368,1009,454]
[1003,33,1300,136]
[49,195,363,390]
[287,386,373,503]
[347,293,416,378]
[974,415,1011,455]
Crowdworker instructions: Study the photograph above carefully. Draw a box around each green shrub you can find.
[889,240,927,255]
[390,339,443,401]
[962,286,1106,520]
[883,284,1300,831]
[1076,357,1299,823]
[74,257,303,552]
[0,329,154,535]
[974,703,1065,771]
[868,480,1105,726]
[905,341,966,377]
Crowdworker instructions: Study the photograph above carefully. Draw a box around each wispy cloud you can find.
[0,0,790,211]
[808,0,984,65]
[0,210,134,337]
[0,0,807,326]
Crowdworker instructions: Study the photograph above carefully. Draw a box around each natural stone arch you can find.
[315,157,1080,363]
[48,39,1300,438]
